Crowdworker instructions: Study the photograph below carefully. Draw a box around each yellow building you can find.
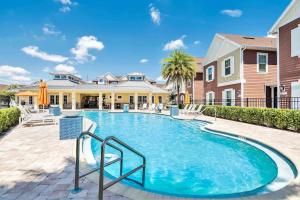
[16,72,169,110]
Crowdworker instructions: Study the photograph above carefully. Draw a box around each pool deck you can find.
[0,110,299,200]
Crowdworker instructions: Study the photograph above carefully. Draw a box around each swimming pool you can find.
[82,111,295,198]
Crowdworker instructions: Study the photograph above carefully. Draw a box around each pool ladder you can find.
[74,131,146,200]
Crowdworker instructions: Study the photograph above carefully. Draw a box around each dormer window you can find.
[61,75,67,79]
[129,76,144,81]
[54,75,60,79]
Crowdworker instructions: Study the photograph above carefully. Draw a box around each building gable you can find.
[269,0,300,33]
[204,34,240,66]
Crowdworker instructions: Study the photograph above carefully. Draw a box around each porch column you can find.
[134,92,138,110]
[148,93,152,107]
[99,92,103,110]
[111,92,115,110]
[59,91,63,109]
[71,92,76,110]
[34,96,38,110]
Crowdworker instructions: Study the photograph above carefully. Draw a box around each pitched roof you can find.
[220,34,276,49]
[194,57,205,73]
[269,0,300,34]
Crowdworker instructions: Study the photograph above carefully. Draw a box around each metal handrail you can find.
[98,136,146,200]
[74,132,146,200]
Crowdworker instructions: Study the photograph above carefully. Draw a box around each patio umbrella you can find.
[184,91,190,104]
[38,81,48,109]
[154,95,159,105]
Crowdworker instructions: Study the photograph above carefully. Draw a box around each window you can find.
[50,95,59,105]
[222,57,234,77]
[63,95,68,104]
[61,75,67,79]
[50,95,55,104]
[29,96,33,105]
[206,92,215,105]
[158,96,162,103]
[206,66,214,82]
[291,25,300,57]
[152,96,154,103]
[118,96,122,99]
[187,80,192,87]
[129,96,134,104]
[54,75,60,79]
[257,53,268,73]
[189,95,193,104]
[222,89,235,106]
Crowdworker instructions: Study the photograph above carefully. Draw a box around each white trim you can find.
[222,88,236,106]
[276,32,280,108]
[291,25,300,57]
[222,56,235,77]
[257,52,269,74]
[206,66,215,82]
[240,47,246,106]
[217,79,242,87]
[269,0,297,34]
[216,34,241,48]
[206,91,215,105]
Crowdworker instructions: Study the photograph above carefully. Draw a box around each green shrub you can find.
[203,105,300,132]
[0,107,20,133]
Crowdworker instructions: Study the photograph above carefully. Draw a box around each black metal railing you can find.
[74,132,146,200]
[192,97,300,110]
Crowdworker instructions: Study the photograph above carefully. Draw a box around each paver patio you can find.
[0,111,300,200]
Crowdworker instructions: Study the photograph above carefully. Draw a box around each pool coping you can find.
[77,111,300,200]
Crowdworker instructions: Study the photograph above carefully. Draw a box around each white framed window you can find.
[222,89,235,106]
[291,25,300,57]
[29,96,33,105]
[50,95,59,105]
[187,80,192,87]
[206,66,214,82]
[257,53,268,73]
[222,56,234,77]
[206,91,215,105]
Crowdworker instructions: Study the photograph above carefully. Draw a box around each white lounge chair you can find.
[142,103,148,110]
[190,104,204,115]
[150,104,156,111]
[184,104,196,114]
[180,104,190,114]
[156,104,164,113]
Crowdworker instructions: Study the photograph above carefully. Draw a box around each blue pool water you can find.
[84,111,278,197]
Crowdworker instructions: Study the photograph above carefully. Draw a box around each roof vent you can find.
[243,37,255,40]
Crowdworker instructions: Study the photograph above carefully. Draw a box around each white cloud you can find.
[42,24,61,36]
[42,67,50,73]
[54,64,77,74]
[56,0,77,13]
[60,6,71,13]
[221,9,243,17]
[150,6,161,25]
[193,40,201,45]
[163,36,186,51]
[0,65,31,84]
[155,76,166,82]
[71,36,104,63]
[22,46,68,63]
[140,59,148,64]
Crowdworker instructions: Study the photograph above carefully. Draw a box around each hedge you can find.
[0,107,21,133]
[203,105,300,132]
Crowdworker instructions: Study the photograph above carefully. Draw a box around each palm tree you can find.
[162,50,196,105]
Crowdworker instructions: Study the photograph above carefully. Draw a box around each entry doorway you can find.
[82,96,98,109]
[265,86,277,108]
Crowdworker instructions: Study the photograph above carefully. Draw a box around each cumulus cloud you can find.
[163,36,186,51]
[150,6,161,25]
[140,59,148,64]
[54,64,77,73]
[71,36,104,63]
[0,65,31,84]
[56,0,77,13]
[22,46,68,63]
[42,24,61,36]
[221,9,243,17]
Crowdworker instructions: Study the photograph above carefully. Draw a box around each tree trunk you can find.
[177,80,180,106]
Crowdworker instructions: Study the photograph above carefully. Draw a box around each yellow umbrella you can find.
[154,95,159,104]
[184,91,190,104]
[38,81,48,107]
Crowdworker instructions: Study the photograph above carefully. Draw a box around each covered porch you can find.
[47,90,168,111]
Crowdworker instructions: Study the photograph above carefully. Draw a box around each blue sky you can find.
[0,0,290,84]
